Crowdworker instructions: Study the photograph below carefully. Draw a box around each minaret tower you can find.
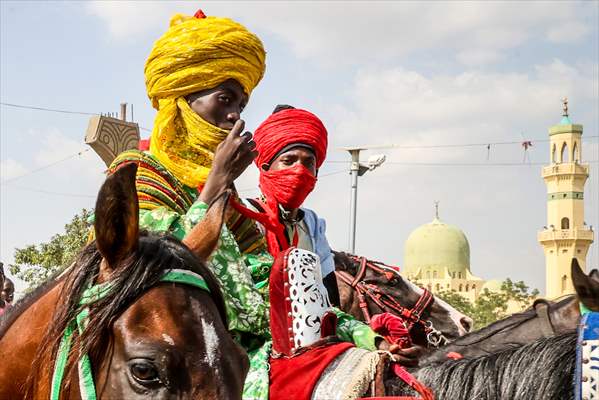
[538,98,594,299]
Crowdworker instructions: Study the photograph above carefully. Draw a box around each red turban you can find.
[253,108,328,168]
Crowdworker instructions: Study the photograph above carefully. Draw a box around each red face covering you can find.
[259,164,317,210]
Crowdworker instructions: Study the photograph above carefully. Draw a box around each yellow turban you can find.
[144,12,266,188]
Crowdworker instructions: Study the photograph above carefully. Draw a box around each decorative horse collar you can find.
[51,269,210,400]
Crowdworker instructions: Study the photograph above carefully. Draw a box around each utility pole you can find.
[342,147,386,254]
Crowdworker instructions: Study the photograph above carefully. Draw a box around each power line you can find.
[0,102,98,116]
[383,160,599,167]
[0,148,91,184]
[334,135,599,152]
[2,184,95,198]
[1,101,153,132]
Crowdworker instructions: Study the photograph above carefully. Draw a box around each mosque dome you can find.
[481,279,503,293]
[404,217,470,277]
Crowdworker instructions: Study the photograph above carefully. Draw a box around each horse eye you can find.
[130,361,159,383]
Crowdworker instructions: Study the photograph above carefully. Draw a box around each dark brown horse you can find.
[334,251,473,348]
[0,164,248,399]
[383,259,598,399]
[419,294,579,365]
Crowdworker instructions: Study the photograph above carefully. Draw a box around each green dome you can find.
[404,217,470,276]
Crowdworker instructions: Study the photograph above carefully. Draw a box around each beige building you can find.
[403,209,486,303]
[538,100,594,299]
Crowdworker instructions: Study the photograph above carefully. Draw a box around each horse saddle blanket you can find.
[270,247,335,355]
[576,311,599,400]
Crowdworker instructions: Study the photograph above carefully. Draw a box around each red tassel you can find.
[194,9,207,19]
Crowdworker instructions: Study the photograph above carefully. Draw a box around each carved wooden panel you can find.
[85,116,140,167]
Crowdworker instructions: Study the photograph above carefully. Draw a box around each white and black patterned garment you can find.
[287,248,333,349]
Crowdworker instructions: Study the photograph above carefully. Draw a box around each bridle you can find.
[50,269,211,400]
[335,255,448,348]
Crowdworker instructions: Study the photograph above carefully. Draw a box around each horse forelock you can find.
[26,231,226,397]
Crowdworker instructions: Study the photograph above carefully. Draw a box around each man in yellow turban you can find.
[108,9,277,399]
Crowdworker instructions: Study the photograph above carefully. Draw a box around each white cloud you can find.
[327,58,598,151]
[33,129,105,179]
[546,20,592,44]
[0,159,27,181]
[85,1,594,66]
[304,58,598,293]
[85,1,173,39]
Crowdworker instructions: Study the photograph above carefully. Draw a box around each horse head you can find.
[28,164,248,399]
[334,251,472,348]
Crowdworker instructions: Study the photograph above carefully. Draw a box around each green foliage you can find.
[436,279,539,330]
[9,209,92,290]
[436,288,474,316]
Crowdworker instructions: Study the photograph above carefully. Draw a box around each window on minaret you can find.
[561,275,567,292]
[552,143,556,163]
[435,283,440,291]
[561,217,570,230]
[465,284,469,291]
[561,142,569,162]
[433,271,438,279]
[459,284,463,291]
[573,142,579,162]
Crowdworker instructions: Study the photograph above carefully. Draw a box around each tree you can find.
[9,209,92,290]
[436,288,474,316]
[435,279,539,329]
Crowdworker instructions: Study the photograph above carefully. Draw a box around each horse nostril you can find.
[460,317,473,332]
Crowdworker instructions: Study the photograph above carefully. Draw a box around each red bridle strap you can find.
[335,257,435,331]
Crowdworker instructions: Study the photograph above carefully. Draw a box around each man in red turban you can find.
[203,105,422,399]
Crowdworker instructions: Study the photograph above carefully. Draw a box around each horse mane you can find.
[0,270,65,337]
[27,231,227,398]
[409,332,576,399]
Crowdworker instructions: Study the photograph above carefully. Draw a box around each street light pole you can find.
[343,147,386,254]
[348,149,360,253]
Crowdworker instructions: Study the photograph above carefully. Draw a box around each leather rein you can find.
[335,255,447,348]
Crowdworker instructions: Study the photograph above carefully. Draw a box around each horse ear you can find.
[183,191,231,262]
[94,163,139,268]
[571,258,599,312]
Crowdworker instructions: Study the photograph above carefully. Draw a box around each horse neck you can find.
[409,332,576,400]
[419,312,536,365]
[0,279,65,399]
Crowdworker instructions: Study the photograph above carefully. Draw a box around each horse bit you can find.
[335,255,448,348]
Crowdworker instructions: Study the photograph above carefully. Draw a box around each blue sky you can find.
[1,1,598,296]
